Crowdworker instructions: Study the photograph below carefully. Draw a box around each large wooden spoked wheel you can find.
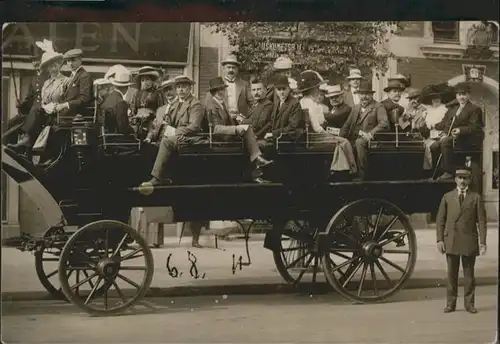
[58,220,154,316]
[273,220,321,285]
[321,198,417,303]
[35,227,114,301]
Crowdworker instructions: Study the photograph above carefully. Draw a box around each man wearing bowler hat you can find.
[340,80,389,180]
[436,166,487,314]
[205,54,252,121]
[205,76,273,183]
[431,82,484,180]
[381,79,406,132]
[324,84,351,128]
[265,56,294,102]
[55,48,93,123]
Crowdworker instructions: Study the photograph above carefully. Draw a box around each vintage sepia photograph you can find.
[1,20,498,343]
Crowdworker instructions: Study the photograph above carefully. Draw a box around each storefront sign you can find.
[462,64,486,82]
[2,23,192,64]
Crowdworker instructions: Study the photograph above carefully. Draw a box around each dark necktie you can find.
[459,192,465,205]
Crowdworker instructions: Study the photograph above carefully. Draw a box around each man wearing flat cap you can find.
[145,78,178,143]
[54,48,93,122]
[142,75,205,186]
[436,166,487,314]
[431,82,484,180]
[340,80,389,180]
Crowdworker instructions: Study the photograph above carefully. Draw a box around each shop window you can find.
[432,21,460,43]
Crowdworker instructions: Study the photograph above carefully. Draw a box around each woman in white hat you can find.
[40,49,69,115]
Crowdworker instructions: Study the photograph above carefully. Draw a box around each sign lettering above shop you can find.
[2,23,192,64]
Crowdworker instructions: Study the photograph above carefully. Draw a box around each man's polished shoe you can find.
[140,177,172,187]
[443,306,456,313]
[253,177,272,184]
[254,156,273,168]
[465,306,478,314]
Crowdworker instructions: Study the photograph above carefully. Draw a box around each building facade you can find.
[382,21,499,221]
[1,22,229,237]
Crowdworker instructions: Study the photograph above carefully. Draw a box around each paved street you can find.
[2,229,498,299]
[1,286,497,343]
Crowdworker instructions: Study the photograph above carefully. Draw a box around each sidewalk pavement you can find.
[1,229,498,301]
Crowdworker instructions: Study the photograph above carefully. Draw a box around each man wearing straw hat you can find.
[430,82,484,180]
[436,166,487,314]
[55,48,93,123]
[343,68,364,108]
[94,78,113,106]
[99,69,134,134]
[145,78,177,143]
[340,80,389,180]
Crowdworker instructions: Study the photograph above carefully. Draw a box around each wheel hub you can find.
[362,241,383,259]
[97,258,120,278]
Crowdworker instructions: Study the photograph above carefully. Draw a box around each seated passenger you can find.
[240,77,274,139]
[324,85,351,129]
[55,49,93,124]
[130,66,164,138]
[145,78,177,143]
[381,79,406,131]
[205,77,273,183]
[141,76,205,186]
[9,45,67,152]
[263,75,304,143]
[431,82,484,180]
[265,56,294,102]
[340,80,389,180]
[318,84,331,114]
[299,71,357,177]
[411,86,448,170]
[94,78,112,106]
[100,70,134,134]
[289,78,302,99]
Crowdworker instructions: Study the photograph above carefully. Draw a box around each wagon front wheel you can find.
[58,220,154,316]
[321,198,417,303]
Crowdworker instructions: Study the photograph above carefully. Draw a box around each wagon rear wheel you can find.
[321,198,417,303]
[273,220,321,285]
[58,220,154,316]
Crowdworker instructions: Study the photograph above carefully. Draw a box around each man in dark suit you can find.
[436,167,487,314]
[55,49,93,123]
[340,80,389,180]
[100,70,134,134]
[204,55,252,121]
[7,52,49,148]
[145,78,177,143]
[205,77,273,183]
[380,79,406,131]
[324,84,351,128]
[431,82,484,180]
[241,77,274,139]
[265,75,304,143]
[265,56,294,102]
[141,76,208,186]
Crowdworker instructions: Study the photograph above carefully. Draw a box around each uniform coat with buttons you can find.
[436,189,487,256]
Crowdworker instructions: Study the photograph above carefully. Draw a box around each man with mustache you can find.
[145,78,177,143]
[436,166,487,314]
[340,80,389,180]
[240,77,274,139]
[324,84,351,128]
[381,79,406,131]
[204,54,252,123]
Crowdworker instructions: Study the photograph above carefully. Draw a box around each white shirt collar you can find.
[115,89,126,100]
[457,187,468,194]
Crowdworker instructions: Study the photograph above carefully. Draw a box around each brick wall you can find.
[397,58,499,89]
[198,46,219,104]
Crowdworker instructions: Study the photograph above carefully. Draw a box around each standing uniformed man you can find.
[436,166,487,314]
